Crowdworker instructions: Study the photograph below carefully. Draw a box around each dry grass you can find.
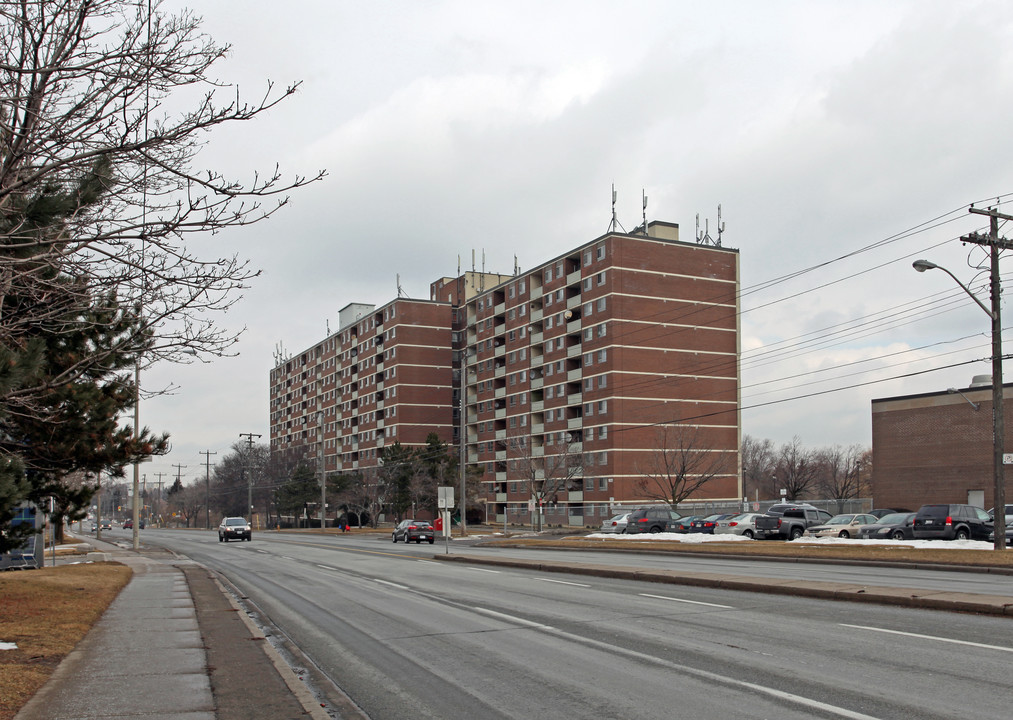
[0,563,132,720]
[488,535,1013,567]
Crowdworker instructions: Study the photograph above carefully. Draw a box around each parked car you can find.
[599,512,630,534]
[714,512,764,538]
[803,513,878,539]
[857,512,917,540]
[688,513,736,534]
[670,515,704,533]
[912,504,993,541]
[392,519,435,544]
[987,504,1013,526]
[754,504,833,540]
[218,516,252,542]
[868,507,911,519]
[625,507,682,534]
[988,520,1013,546]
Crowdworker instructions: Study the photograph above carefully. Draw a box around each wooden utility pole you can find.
[962,207,1013,550]
[239,433,262,522]
[200,450,217,530]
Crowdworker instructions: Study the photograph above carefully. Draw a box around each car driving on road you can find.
[218,517,252,542]
[392,519,435,544]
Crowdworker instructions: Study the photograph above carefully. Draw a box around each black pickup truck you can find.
[754,504,833,540]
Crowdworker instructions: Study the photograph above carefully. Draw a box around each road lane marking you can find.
[471,607,553,629]
[373,579,409,589]
[841,623,1013,653]
[469,607,879,719]
[316,564,337,571]
[640,593,734,609]
[463,566,501,573]
[537,578,590,588]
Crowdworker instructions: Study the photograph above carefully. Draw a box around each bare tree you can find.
[815,444,870,510]
[510,434,585,531]
[0,0,324,389]
[773,436,819,501]
[636,424,729,508]
[741,434,776,501]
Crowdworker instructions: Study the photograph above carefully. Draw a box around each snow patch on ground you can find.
[583,532,998,550]
[0,641,17,650]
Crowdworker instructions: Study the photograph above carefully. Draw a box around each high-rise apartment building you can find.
[270,221,740,526]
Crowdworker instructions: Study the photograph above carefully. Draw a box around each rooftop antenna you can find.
[397,273,406,298]
[696,204,725,246]
[607,184,626,234]
[326,319,330,335]
[642,189,648,234]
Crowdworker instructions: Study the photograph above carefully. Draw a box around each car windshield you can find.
[226,518,246,526]
[878,513,907,524]
[826,515,855,525]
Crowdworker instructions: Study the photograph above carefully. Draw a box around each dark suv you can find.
[912,504,992,541]
[625,507,681,534]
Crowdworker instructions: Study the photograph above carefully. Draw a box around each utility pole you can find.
[153,472,166,527]
[172,464,186,526]
[200,450,217,530]
[239,433,262,523]
[962,206,1012,551]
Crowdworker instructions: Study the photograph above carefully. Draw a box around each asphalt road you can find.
[137,529,1012,719]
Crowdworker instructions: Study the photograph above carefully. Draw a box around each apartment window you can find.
[520,369,527,381]
[546,364,554,376]
[585,403,594,416]
[597,323,607,338]
[583,250,592,266]
[508,309,515,320]
[519,280,526,293]
[596,245,605,260]
[599,451,608,466]
[545,269,552,282]
[584,328,593,341]
[519,348,526,360]
[583,277,592,292]
[509,284,516,298]
[555,261,563,278]
[546,316,553,330]
[599,426,607,440]
[597,298,606,312]
[598,375,607,388]
[586,427,594,441]
[555,289,563,302]
[584,353,593,366]
[583,302,592,316]
[545,342,552,354]
[597,271,606,286]
[599,478,608,491]
[598,349,607,363]
[598,400,607,413]
[509,416,516,427]
[519,305,526,317]
[546,386,554,399]
[520,393,526,406]
[584,378,593,391]
[546,293,553,306]
[478,300,484,311]
[508,330,516,341]
[555,337,564,350]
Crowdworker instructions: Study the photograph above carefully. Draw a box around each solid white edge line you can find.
[640,593,733,609]
[316,564,336,571]
[840,623,1013,653]
[537,578,591,587]
[374,579,409,590]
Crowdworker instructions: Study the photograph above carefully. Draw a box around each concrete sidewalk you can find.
[14,540,332,720]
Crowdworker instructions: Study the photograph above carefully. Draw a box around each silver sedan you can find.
[599,512,630,534]
[714,512,764,539]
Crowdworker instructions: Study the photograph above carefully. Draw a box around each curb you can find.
[432,554,1013,616]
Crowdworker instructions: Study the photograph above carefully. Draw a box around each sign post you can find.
[438,486,455,554]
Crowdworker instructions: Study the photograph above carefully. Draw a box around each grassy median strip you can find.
[0,562,132,720]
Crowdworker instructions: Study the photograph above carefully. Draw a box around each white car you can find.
[599,512,630,534]
[714,512,764,539]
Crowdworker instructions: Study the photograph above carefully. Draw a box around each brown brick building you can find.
[871,380,1013,511]
[270,221,742,525]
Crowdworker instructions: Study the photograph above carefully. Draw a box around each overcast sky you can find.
[140,0,1013,488]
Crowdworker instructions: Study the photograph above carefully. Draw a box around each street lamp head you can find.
[912,259,938,273]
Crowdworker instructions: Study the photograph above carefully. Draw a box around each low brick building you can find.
[871,379,1013,512]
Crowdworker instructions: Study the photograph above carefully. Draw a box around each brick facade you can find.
[270,221,742,526]
[871,383,1013,511]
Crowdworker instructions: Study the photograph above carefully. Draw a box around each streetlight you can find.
[913,257,1005,550]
